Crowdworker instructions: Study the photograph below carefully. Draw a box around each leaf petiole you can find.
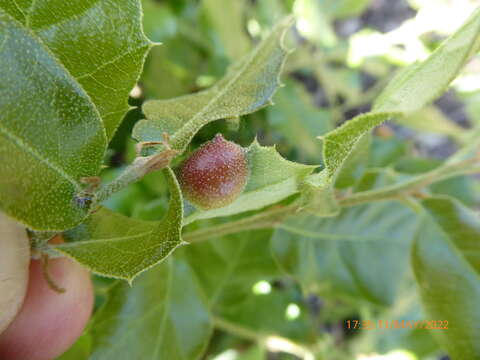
[93,148,178,205]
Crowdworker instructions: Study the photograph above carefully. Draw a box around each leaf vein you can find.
[57,231,152,247]
[151,260,173,359]
[277,224,398,242]
[0,124,81,190]
[76,44,148,80]
[170,27,284,149]
[10,0,26,21]
[25,0,38,27]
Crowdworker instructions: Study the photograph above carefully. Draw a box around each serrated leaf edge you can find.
[54,168,184,283]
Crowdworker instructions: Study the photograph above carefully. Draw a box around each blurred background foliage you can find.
[93,0,480,359]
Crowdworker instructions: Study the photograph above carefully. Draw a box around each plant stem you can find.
[339,160,480,207]
[94,149,177,204]
[90,131,479,246]
[213,317,263,342]
[183,203,299,243]
[95,158,151,203]
[40,253,65,293]
[212,316,317,359]
[184,158,480,243]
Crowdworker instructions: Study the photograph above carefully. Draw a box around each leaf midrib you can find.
[0,6,106,140]
[169,20,288,151]
[10,0,26,20]
[374,8,480,113]
[151,259,173,360]
[209,238,248,307]
[277,223,405,243]
[91,265,172,360]
[57,232,152,248]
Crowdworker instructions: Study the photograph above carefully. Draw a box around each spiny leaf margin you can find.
[57,168,184,283]
[132,16,294,153]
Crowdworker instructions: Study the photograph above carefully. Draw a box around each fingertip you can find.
[0,257,94,360]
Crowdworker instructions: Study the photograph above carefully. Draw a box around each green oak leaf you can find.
[84,258,212,360]
[334,7,480,176]
[132,17,293,153]
[401,106,465,142]
[184,139,316,225]
[180,229,280,311]
[271,201,418,306]
[0,0,152,230]
[0,8,106,230]
[0,0,153,139]
[412,196,480,359]
[58,168,183,282]
[180,229,316,342]
[303,112,397,216]
[334,133,371,189]
[374,8,480,114]
[321,112,399,185]
[307,8,480,210]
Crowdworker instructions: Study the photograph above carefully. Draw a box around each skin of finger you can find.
[0,257,94,360]
[0,213,30,334]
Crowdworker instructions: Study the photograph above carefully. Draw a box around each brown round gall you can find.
[178,134,249,210]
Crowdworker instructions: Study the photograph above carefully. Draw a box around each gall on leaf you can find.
[178,134,249,210]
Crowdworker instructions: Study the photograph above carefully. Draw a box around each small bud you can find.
[178,134,249,209]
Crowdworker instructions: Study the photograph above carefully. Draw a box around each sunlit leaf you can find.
[133,17,293,152]
[307,9,480,205]
[374,8,480,114]
[1,0,152,139]
[322,0,372,19]
[0,8,106,230]
[0,0,152,230]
